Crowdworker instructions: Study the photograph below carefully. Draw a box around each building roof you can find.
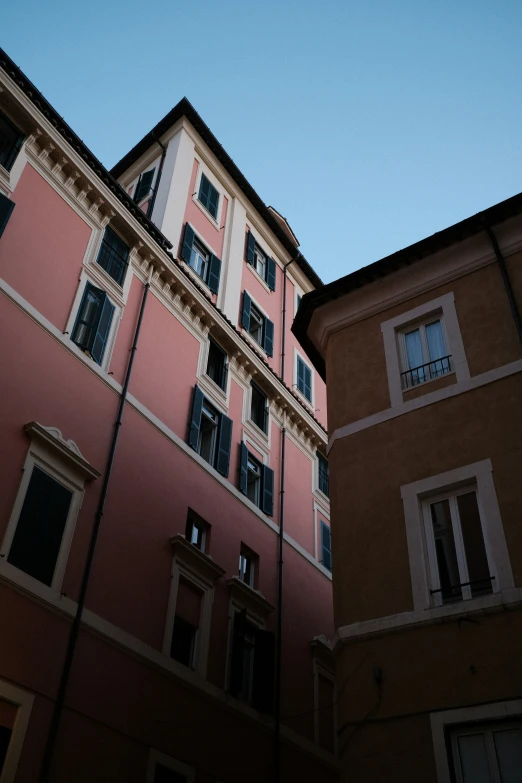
[110,97,322,289]
[292,190,522,381]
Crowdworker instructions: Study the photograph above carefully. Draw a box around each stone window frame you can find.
[0,679,35,783]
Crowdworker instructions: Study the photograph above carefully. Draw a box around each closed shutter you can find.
[0,193,15,238]
[252,628,275,713]
[188,386,204,451]
[180,223,195,263]
[239,442,249,495]
[134,169,155,202]
[246,230,256,264]
[321,521,332,571]
[241,291,252,331]
[90,295,115,365]
[262,465,274,516]
[216,413,233,477]
[208,183,219,219]
[264,318,274,357]
[266,257,276,291]
[7,466,73,586]
[229,609,248,697]
[207,253,222,294]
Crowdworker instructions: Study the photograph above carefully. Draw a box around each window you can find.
[71,282,115,366]
[198,173,219,220]
[170,577,203,668]
[241,292,274,356]
[0,111,24,172]
[206,339,227,391]
[250,383,268,434]
[180,223,222,294]
[423,487,494,606]
[0,698,17,778]
[0,681,34,783]
[297,356,312,402]
[0,193,15,239]
[185,510,209,553]
[188,387,232,477]
[399,317,451,389]
[245,230,276,290]
[95,226,129,286]
[317,452,329,497]
[134,168,155,204]
[239,546,257,588]
[320,521,332,572]
[239,443,274,516]
[228,609,274,712]
[449,721,522,783]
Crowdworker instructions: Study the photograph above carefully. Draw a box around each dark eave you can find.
[293,190,522,382]
[109,98,323,290]
[0,48,173,252]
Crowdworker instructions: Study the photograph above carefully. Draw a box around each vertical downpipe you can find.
[39,267,153,782]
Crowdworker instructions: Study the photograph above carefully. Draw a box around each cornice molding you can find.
[170,534,226,584]
[226,576,275,619]
[24,422,100,481]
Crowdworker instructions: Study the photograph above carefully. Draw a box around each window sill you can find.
[89,261,125,302]
[241,328,267,357]
[198,373,228,410]
[314,487,330,505]
[192,194,220,228]
[247,417,269,443]
[181,260,215,298]
[293,385,314,411]
[401,370,456,397]
[0,163,12,196]
[247,262,272,293]
[226,576,275,621]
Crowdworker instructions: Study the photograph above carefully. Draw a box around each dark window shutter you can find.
[239,442,249,495]
[7,466,73,586]
[199,174,211,206]
[188,386,204,451]
[229,609,248,696]
[180,223,195,263]
[252,628,275,713]
[297,358,305,390]
[321,521,332,571]
[264,318,274,357]
[0,193,15,238]
[134,169,154,203]
[90,295,115,365]
[262,465,274,516]
[207,253,222,294]
[241,291,252,331]
[246,231,256,264]
[72,283,103,353]
[266,257,276,291]
[208,182,219,219]
[216,414,233,477]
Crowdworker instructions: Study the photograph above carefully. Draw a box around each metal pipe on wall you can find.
[481,219,522,346]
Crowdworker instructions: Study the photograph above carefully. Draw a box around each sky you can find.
[3,0,522,283]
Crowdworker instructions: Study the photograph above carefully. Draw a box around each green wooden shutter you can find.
[199,174,211,206]
[180,223,195,263]
[207,253,222,294]
[262,465,274,516]
[266,257,276,291]
[264,318,274,357]
[216,413,233,477]
[134,169,155,202]
[7,466,73,586]
[208,184,219,219]
[246,231,256,264]
[252,628,275,713]
[239,442,249,495]
[0,193,15,238]
[321,521,332,571]
[188,386,204,451]
[90,295,115,365]
[241,291,252,331]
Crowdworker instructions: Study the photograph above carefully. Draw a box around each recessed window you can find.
[399,317,451,389]
[449,720,522,783]
[0,698,18,776]
[239,546,257,588]
[320,521,332,572]
[206,339,227,391]
[297,356,312,402]
[96,226,129,286]
[198,173,219,220]
[241,292,274,357]
[423,487,494,605]
[245,230,276,291]
[229,609,275,712]
[134,168,155,204]
[185,511,209,553]
[239,444,274,516]
[250,383,268,434]
[180,223,221,294]
[71,282,115,366]
[170,577,202,668]
[317,452,329,497]
[0,110,24,172]
[188,386,232,477]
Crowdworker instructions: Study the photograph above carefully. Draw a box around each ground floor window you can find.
[449,720,522,783]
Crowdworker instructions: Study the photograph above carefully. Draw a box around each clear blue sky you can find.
[3,0,522,283]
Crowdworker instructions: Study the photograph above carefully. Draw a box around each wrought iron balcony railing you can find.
[401,355,452,390]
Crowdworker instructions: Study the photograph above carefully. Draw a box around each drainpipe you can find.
[281,253,301,380]
[481,219,522,346]
[39,267,153,782]
[146,135,167,221]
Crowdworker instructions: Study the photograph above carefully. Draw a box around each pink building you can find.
[0,50,336,783]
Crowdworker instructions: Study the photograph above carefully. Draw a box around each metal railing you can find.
[401,355,452,389]
[431,575,495,599]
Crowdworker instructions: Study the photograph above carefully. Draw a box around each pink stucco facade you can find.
[0,56,334,783]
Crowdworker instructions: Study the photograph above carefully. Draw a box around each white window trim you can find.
[86,224,134,301]
[0,423,99,595]
[400,459,514,612]
[130,164,159,207]
[313,501,330,563]
[313,451,329,504]
[181,223,219,296]
[193,164,223,227]
[381,292,470,408]
[246,259,272,293]
[196,337,230,410]
[397,315,452,390]
[242,382,271,448]
[146,749,195,783]
[294,349,314,407]
[0,679,35,783]
[430,699,522,783]
[242,291,271,355]
[64,270,122,373]
[312,659,337,754]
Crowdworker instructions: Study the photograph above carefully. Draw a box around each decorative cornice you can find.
[226,576,275,620]
[170,534,226,584]
[23,422,100,480]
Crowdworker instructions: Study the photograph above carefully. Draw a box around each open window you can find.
[238,443,274,516]
[187,387,233,477]
[245,230,276,291]
[241,292,274,356]
[180,223,221,294]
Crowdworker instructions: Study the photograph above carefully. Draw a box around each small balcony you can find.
[401,355,452,390]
